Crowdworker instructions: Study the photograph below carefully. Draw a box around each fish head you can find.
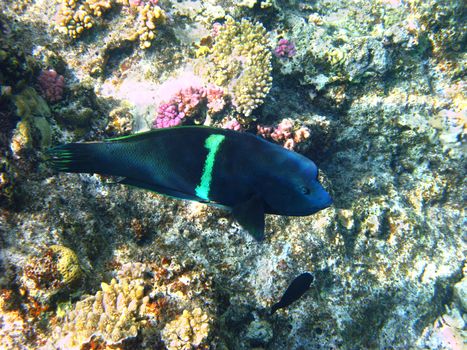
[258,150,332,216]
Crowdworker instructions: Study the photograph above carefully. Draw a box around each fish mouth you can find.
[313,183,333,210]
[322,193,333,208]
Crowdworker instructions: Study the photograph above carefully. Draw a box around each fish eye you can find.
[300,186,310,195]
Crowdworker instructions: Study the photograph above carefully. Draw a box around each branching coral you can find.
[37,69,65,103]
[50,274,149,349]
[204,17,272,116]
[136,3,166,49]
[257,118,310,150]
[56,0,112,38]
[47,261,214,349]
[153,84,225,128]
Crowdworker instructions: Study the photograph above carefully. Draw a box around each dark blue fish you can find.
[47,126,332,240]
[271,272,314,314]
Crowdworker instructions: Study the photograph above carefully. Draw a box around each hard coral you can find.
[0,290,36,350]
[137,3,166,49]
[161,308,211,350]
[154,102,184,128]
[37,69,65,103]
[56,0,112,39]
[222,117,242,131]
[47,261,214,349]
[21,245,82,305]
[257,118,310,150]
[153,85,225,128]
[49,275,149,349]
[205,17,272,116]
[274,39,296,58]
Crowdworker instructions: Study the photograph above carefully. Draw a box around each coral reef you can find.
[10,88,52,156]
[37,69,65,103]
[136,3,166,49]
[49,276,148,348]
[153,84,225,128]
[45,261,215,349]
[161,308,211,350]
[274,39,296,58]
[55,0,112,39]
[257,118,310,150]
[222,117,243,131]
[20,245,83,305]
[0,289,40,350]
[204,17,272,116]
[0,0,465,349]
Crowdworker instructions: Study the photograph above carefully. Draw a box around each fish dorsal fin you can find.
[232,195,265,241]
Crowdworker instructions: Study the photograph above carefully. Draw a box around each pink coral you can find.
[270,118,294,142]
[223,118,242,131]
[257,118,310,150]
[274,39,296,58]
[171,86,206,116]
[205,85,225,113]
[37,69,65,103]
[153,84,225,129]
[129,0,157,6]
[256,125,273,138]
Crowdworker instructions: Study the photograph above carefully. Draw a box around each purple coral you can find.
[153,103,184,128]
[153,84,225,129]
[37,69,65,103]
[274,39,296,59]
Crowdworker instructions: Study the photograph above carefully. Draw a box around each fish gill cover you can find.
[0,0,466,349]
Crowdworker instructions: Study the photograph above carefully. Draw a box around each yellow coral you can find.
[86,0,112,17]
[56,0,112,38]
[137,4,166,49]
[205,17,272,116]
[50,245,82,285]
[10,119,32,155]
[161,308,211,350]
[50,274,149,349]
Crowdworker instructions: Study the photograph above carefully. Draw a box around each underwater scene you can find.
[0,0,466,348]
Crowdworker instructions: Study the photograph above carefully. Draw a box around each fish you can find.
[271,272,314,314]
[46,126,332,241]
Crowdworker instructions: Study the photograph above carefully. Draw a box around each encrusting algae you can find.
[21,245,83,305]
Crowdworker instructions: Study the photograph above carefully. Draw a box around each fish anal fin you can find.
[119,178,201,202]
[232,195,265,241]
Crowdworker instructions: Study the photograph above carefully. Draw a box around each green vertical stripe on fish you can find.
[195,134,225,200]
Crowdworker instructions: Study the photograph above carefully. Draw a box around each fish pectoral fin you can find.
[232,195,265,241]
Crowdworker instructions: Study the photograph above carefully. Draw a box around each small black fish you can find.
[47,126,332,240]
[271,272,314,314]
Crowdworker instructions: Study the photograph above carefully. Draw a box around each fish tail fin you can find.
[46,142,108,174]
[270,303,280,315]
